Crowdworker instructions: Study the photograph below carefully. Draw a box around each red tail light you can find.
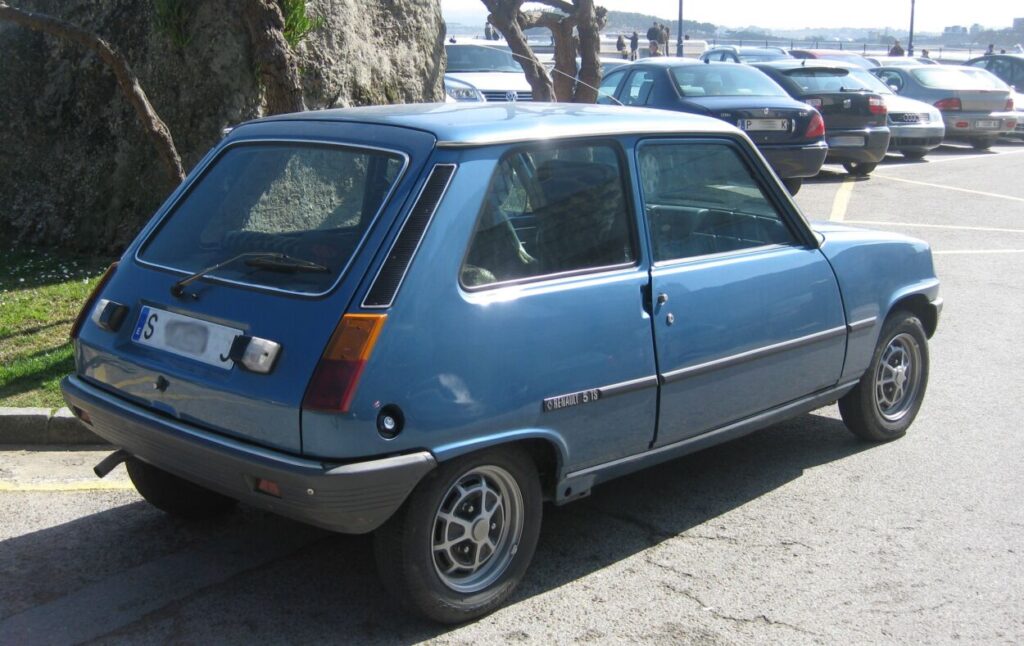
[1006,97,1015,111]
[868,96,887,115]
[70,262,119,340]
[302,313,387,413]
[804,111,825,138]
[934,97,962,111]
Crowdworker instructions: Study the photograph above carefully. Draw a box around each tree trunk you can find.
[241,0,306,115]
[572,0,604,103]
[0,2,185,184]
[483,0,555,102]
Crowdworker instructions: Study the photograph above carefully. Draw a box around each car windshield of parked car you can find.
[446,44,523,73]
[782,67,878,93]
[672,66,788,97]
[912,67,1002,90]
[139,143,405,294]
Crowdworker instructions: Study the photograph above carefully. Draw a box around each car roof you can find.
[755,59,862,71]
[620,57,703,68]
[252,102,738,147]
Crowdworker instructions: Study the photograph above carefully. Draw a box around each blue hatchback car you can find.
[63,103,941,623]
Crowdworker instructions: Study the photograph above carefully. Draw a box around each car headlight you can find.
[444,85,483,102]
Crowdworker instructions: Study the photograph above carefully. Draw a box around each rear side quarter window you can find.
[461,142,636,288]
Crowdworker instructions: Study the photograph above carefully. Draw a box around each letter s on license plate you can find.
[131,306,243,369]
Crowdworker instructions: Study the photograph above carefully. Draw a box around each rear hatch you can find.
[778,66,887,131]
[73,119,436,452]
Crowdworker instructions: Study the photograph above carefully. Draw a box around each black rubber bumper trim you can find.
[61,375,436,534]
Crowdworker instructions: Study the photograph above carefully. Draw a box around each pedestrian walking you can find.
[647,22,660,48]
[888,39,905,56]
[616,34,626,59]
[921,48,930,59]
[661,24,670,56]
[630,31,639,60]
[649,41,662,57]
[484,23,493,41]
[984,44,994,56]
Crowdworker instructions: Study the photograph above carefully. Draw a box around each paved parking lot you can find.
[2,140,1022,644]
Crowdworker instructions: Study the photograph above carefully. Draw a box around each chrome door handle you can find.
[657,293,669,305]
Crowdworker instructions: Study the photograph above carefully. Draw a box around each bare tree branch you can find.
[0,1,186,183]
[241,0,306,115]
[483,0,555,101]
[524,11,577,101]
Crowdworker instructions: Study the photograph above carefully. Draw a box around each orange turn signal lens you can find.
[302,314,387,413]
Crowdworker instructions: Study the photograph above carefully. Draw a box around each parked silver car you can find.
[842,65,945,158]
[872,65,1016,149]
[866,56,939,67]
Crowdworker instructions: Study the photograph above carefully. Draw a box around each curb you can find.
[0,407,108,445]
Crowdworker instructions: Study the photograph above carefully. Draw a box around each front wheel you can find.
[839,311,930,442]
[843,161,878,176]
[782,178,803,195]
[373,447,542,623]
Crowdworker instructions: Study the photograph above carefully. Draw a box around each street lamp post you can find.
[676,0,683,56]
[908,0,916,56]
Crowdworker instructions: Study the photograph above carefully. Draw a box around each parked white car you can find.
[444,40,533,103]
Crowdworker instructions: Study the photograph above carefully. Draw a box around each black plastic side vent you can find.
[363,164,456,308]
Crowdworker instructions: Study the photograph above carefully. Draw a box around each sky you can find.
[441,0,1020,33]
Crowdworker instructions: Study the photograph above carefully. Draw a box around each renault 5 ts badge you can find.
[543,388,601,412]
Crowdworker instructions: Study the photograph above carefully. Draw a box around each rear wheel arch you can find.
[431,432,567,501]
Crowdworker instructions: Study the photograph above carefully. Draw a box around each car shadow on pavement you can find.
[805,169,867,184]
[0,412,871,643]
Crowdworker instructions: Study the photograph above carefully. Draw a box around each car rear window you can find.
[138,143,405,295]
[783,67,877,93]
[672,66,788,97]
[912,67,1003,90]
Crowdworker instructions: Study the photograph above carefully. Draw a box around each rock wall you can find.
[0,0,445,251]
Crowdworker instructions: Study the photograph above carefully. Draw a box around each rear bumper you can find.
[61,375,436,534]
[887,123,945,152]
[825,127,891,164]
[941,111,1017,138]
[759,141,828,179]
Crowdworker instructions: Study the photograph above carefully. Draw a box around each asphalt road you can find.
[2,140,1023,644]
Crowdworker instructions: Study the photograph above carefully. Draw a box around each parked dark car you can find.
[598,59,827,193]
[700,45,792,63]
[789,49,876,68]
[965,54,1024,137]
[754,60,891,175]
[64,103,941,624]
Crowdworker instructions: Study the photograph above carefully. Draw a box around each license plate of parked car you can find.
[975,120,1000,129]
[741,118,788,131]
[131,305,242,369]
[829,136,865,147]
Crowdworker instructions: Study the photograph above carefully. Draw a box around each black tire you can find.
[843,161,878,176]
[970,137,994,150]
[125,457,237,519]
[373,447,542,624]
[782,178,802,195]
[902,150,928,160]
[839,311,930,442]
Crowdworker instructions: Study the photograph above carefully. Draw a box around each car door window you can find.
[637,141,796,262]
[621,70,655,106]
[462,142,636,288]
[597,70,626,105]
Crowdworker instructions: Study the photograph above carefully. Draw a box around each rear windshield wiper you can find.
[170,252,326,297]
[244,254,330,273]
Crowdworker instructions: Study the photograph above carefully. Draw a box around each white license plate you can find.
[131,306,242,369]
[830,136,866,147]
[975,119,1000,129]
[741,118,789,131]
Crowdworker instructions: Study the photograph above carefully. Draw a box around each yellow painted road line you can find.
[829,177,856,221]
[843,220,1024,234]
[933,249,1024,255]
[872,174,1024,203]
[0,480,134,492]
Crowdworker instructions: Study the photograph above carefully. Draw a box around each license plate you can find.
[829,136,866,147]
[741,118,789,131]
[131,306,242,369]
[975,119,1000,129]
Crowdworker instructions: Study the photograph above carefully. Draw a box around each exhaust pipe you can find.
[93,449,129,478]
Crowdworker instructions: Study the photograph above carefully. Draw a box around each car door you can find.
[618,68,657,106]
[635,137,847,446]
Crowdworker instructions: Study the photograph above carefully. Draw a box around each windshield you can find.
[672,65,788,97]
[139,143,405,294]
[446,44,523,73]
[913,67,1005,90]
[783,67,881,92]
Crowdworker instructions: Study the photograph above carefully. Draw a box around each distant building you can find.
[1014,17,1024,30]
[943,25,968,35]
